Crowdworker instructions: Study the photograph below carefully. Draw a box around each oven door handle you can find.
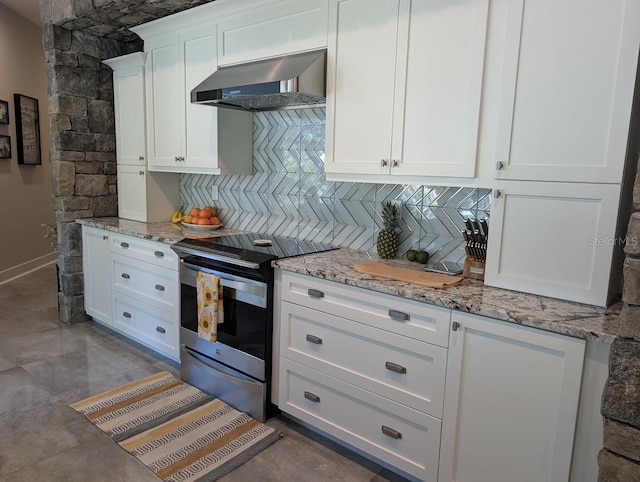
[182,263,267,300]
[182,346,264,386]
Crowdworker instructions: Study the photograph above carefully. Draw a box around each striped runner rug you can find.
[70,371,281,482]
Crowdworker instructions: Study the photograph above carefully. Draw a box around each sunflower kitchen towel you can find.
[196,271,224,342]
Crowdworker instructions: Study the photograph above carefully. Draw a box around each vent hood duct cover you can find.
[191,49,326,111]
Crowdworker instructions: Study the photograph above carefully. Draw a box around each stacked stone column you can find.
[599,163,640,480]
[44,24,122,323]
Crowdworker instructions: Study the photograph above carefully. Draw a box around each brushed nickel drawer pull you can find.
[156,326,166,334]
[307,289,324,299]
[155,284,165,291]
[304,391,320,403]
[452,321,460,332]
[123,312,131,318]
[139,155,144,161]
[102,235,108,240]
[382,425,402,440]
[154,251,164,258]
[385,361,406,374]
[305,334,323,345]
[139,170,144,175]
[388,310,409,321]
[121,273,130,279]
[120,242,129,248]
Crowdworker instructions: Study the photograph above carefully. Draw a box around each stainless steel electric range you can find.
[170,232,336,421]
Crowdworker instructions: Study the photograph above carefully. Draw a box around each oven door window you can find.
[181,282,267,360]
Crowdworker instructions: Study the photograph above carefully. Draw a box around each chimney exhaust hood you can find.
[191,49,326,111]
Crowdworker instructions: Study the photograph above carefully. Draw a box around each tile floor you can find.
[0,264,410,482]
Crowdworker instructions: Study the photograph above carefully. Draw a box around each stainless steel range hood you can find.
[191,49,326,111]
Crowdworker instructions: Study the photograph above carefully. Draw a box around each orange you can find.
[199,208,211,218]
[210,216,220,225]
[189,207,200,217]
[197,218,211,225]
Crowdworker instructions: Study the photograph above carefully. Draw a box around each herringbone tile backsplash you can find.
[181,108,491,264]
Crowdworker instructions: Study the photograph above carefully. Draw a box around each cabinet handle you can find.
[155,284,165,291]
[123,312,132,318]
[121,273,130,279]
[380,159,388,167]
[496,161,505,170]
[156,326,166,334]
[388,309,410,321]
[305,334,323,345]
[139,170,144,175]
[493,189,502,198]
[139,155,144,161]
[385,361,407,374]
[304,391,320,403]
[174,156,179,162]
[381,425,402,440]
[120,242,129,249]
[392,159,399,167]
[154,251,165,258]
[307,288,324,299]
[452,321,460,332]
[102,235,108,240]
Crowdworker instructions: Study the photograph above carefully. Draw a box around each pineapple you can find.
[376,201,400,259]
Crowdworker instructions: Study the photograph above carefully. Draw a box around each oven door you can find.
[180,261,268,381]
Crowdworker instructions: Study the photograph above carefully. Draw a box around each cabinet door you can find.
[180,25,219,170]
[324,0,399,175]
[392,0,488,178]
[217,0,329,66]
[146,37,183,169]
[117,165,147,222]
[439,312,585,482]
[113,66,146,166]
[82,226,112,324]
[492,0,640,183]
[484,181,621,306]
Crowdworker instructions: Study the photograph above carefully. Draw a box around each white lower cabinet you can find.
[81,225,180,361]
[439,311,586,482]
[278,271,449,481]
[82,226,112,324]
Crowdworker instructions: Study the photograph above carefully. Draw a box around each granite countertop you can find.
[76,217,243,243]
[273,248,622,343]
[76,218,620,343]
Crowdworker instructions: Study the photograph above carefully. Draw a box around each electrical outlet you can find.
[211,185,218,201]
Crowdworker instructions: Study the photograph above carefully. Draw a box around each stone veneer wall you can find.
[599,157,640,480]
[44,24,133,323]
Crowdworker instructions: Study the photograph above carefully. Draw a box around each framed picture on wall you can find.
[0,100,8,124]
[0,135,11,159]
[14,94,41,165]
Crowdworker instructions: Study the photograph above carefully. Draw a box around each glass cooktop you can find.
[171,232,337,268]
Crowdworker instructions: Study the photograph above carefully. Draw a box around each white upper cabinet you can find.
[217,0,328,66]
[142,25,253,175]
[490,0,640,183]
[325,0,489,180]
[105,53,146,166]
[484,181,622,306]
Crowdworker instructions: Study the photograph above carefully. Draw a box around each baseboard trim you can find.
[0,253,58,285]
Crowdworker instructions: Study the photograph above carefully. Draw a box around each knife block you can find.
[463,257,485,281]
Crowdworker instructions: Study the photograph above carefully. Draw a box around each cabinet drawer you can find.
[281,271,450,347]
[112,292,179,361]
[281,301,447,417]
[110,233,178,270]
[279,358,440,482]
[111,253,179,314]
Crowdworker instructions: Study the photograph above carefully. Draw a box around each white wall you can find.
[0,4,55,282]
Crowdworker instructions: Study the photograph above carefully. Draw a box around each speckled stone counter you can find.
[273,247,621,343]
[76,217,243,243]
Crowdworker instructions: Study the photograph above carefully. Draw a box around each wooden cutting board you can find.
[353,262,463,288]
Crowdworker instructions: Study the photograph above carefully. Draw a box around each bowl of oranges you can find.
[180,206,222,230]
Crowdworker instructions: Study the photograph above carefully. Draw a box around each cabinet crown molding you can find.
[102,51,146,70]
[131,0,283,41]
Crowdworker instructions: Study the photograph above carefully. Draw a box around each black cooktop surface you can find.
[172,232,337,267]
